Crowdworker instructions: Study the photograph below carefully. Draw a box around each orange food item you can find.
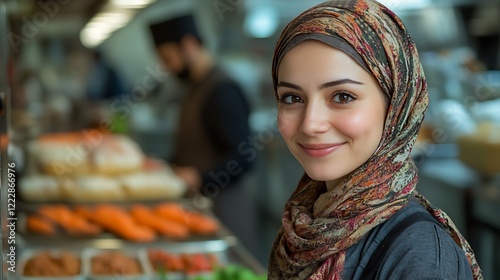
[73,205,116,232]
[23,251,80,276]
[183,253,213,273]
[147,250,219,274]
[73,205,93,220]
[185,212,219,235]
[26,216,56,235]
[154,203,189,225]
[37,205,101,236]
[91,252,142,275]
[130,204,189,239]
[154,203,218,235]
[85,204,156,242]
[0,134,8,151]
[37,132,82,144]
[148,250,185,272]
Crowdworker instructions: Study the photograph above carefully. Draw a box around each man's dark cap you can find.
[149,14,202,46]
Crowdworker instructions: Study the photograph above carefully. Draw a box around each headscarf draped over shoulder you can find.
[269,0,482,279]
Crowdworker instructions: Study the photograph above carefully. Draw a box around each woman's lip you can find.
[300,143,344,157]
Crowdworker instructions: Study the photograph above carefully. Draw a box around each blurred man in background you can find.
[148,14,260,258]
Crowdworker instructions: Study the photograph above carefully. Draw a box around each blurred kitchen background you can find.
[2,0,500,277]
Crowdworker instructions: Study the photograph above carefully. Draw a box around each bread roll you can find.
[30,132,145,177]
[62,175,125,201]
[19,175,62,201]
[92,135,144,176]
[31,140,93,177]
[119,171,186,200]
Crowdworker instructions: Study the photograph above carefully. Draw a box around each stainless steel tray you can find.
[16,236,265,278]
[143,242,229,279]
[83,248,151,280]
[15,248,86,280]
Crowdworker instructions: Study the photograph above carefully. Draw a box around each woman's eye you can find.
[279,94,303,104]
[332,92,355,104]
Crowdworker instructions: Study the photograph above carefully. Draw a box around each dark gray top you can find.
[343,198,473,279]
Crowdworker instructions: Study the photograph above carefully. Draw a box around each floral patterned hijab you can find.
[268,0,482,279]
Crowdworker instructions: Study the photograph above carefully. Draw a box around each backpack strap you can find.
[360,211,441,280]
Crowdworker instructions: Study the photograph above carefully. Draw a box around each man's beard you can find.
[175,65,190,81]
[175,66,189,82]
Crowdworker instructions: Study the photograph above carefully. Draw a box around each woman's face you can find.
[277,40,387,190]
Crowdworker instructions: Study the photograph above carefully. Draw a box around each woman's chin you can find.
[304,171,347,192]
[305,170,342,183]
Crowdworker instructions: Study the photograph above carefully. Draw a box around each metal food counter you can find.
[11,199,266,280]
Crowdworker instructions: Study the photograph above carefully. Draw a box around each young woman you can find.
[268,1,482,279]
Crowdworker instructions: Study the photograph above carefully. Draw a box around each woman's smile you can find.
[299,142,345,158]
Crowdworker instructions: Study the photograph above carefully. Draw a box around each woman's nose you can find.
[300,102,330,136]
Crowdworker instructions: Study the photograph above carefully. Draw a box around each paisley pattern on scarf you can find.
[268,0,482,279]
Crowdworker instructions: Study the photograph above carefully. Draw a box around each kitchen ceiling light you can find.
[93,11,133,29]
[111,0,155,8]
[80,0,155,48]
[244,6,279,38]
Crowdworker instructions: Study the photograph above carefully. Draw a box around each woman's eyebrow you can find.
[277,81,302,90]
[320,79,364,89]
[277,79,364,91]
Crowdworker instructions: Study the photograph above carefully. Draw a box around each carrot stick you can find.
[27,216,56,235]
[185,212,219,235]
[73,205,94,220]
[92,204,156,242]
[155,203,219,235]
[154,203,190,225]
[130,204,189,239]
[38,205,101,235]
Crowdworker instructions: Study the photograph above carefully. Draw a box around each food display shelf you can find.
[14,237,265,279]
[12,200,266,280]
